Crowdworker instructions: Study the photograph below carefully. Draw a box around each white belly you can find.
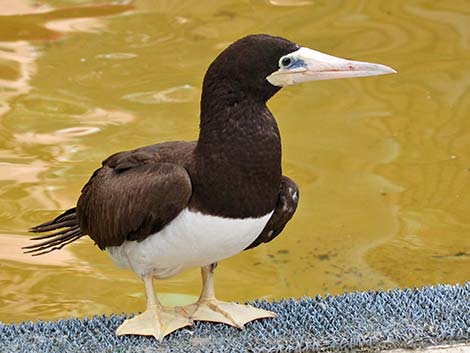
[106,208,273,278]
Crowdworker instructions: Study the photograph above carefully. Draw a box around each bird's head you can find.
[202,34,396,103]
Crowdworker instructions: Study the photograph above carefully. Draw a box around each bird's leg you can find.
[182,263,276,328]
[116,275,192,341]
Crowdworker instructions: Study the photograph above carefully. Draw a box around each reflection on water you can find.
[122,84,197,104]
[0,0,469,324]
[0,42,37,116]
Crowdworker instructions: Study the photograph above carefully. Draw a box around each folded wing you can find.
[24,148,193,254]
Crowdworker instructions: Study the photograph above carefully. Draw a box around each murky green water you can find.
[0,0,469,324]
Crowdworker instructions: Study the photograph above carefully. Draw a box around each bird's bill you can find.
[267,47,396,87]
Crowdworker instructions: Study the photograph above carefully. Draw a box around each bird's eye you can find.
[280,57,292,67]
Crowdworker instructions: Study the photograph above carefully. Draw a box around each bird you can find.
[23,34,395,341]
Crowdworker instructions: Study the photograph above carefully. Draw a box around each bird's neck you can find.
[192,91,282,218]
[197,95,282,162]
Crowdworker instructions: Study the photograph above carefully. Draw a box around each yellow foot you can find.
[182,299,276,329]
[116,305,192,341]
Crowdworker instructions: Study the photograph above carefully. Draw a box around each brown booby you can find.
[24,34,395,340]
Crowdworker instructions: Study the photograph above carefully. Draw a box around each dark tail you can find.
[23,207,86,256]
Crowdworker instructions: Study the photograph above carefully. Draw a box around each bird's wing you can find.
[78,149,192,249]
[245,175,299,250]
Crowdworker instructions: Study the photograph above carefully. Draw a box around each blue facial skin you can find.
[284,57,305,70]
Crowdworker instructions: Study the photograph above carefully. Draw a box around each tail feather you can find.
[23,207,86,256]
[29,208,77,232]
[30,220,78,235]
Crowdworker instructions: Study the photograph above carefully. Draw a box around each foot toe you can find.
[117,306,192,341]
[182,300,275,328]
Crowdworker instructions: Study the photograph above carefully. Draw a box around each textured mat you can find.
[1,283,469,353]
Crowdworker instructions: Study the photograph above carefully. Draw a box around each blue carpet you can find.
[1,283,469,353]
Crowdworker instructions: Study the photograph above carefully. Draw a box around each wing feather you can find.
[78,160,192,249]
[25,142,194,255]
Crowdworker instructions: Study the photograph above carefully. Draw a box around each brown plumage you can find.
[25,35,300,256]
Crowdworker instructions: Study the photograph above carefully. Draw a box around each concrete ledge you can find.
[387,344,470,353]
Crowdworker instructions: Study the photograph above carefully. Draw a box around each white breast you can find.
[106,208,273,278]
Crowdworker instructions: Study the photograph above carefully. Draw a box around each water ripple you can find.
[122,84,197,104]
[95,53,138,60]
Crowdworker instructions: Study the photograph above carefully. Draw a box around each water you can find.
[0,0,469,324]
